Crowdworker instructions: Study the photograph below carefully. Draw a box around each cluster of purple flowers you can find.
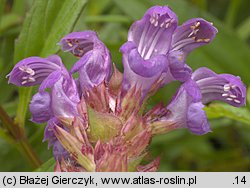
[8,6,246,171]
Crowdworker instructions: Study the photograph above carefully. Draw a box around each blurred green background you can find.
[1,0,250,171]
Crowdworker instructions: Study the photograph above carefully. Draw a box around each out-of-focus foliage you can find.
[0,0,250,171]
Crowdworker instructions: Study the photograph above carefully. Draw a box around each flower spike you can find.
[7,4,247,172]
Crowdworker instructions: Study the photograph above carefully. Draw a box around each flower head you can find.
[7,4,246,172]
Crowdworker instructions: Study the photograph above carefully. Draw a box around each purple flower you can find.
[166,79,211,135]
[59,31,112,90]
[8,55,80,122]
[53,140,69,160]
[171,18,217,56]
[29,92,52,123]
[128,6,178,58]
[29,75,79,123]
[43,118,59,148]
[7,55,80,159]
[121,6,176,96]
[7,55,67,87]
[192,67,246,107]
[168,18,217,83]
[59,31,96,57]
[164,67,246,135]
[120,42,168,97]
[150,68,246,135]
[159,50,193,86]
[121,6,218,97]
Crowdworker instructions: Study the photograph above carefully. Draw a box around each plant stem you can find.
[0,105,41,168]
[0,105,21,137]
[17,138,41,168]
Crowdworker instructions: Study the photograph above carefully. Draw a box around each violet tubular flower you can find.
[192,67,246,107]
[146,79,210,135]
[8,55,79,122]
[120,42,168,98]
[165,79,211,135]
[59,31,112,91]
[167,18,217,83]
[8,55,65,87]
[121,6,176,97]
[170,18,217,57]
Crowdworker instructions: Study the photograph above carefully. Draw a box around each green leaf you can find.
[225,0,242,27]
[12,0,31,15]
[34,158,55,172]
[237,16,250,40]
[190,0,207,10]
[86,0,111,15]
[205,103,250,125]
[0,138,30,171]
[0,0,6,19]
[112,0,148,20]
[13,0,88,128]
[84,15,131,23]
[0,36,16,103]
[0,14,22,35]
[2,100,18,116]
